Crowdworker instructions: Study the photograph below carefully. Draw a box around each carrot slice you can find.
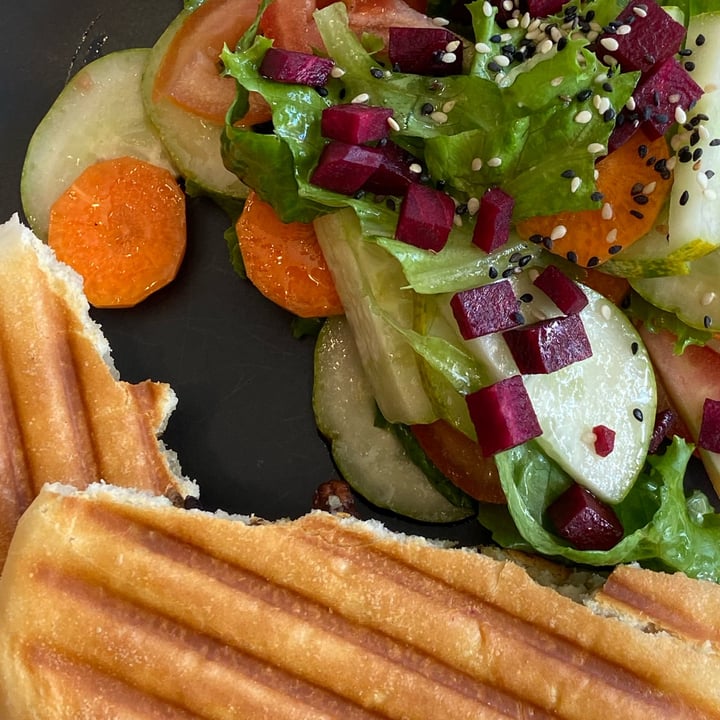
[235,191,343,318]
[48,156,186,308]
[517,129,673,268]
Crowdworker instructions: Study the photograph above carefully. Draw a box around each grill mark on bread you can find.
[30,496,715,719]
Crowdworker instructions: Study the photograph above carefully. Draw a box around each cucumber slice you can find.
[314,209,435,425]
[313,316,472,523]
[21,49,175,240]
[142,9,248,200]
[431,274,655,504]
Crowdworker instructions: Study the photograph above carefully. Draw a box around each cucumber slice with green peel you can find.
[142,9,248,200]
[313,316,473,523]
[21,49,175,240]
[427,273,656,504]
[681,12,720,94]
[314,209,436,425]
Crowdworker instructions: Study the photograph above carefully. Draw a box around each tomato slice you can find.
[259,0,326,51]
[411,420,506,504]
[153,0,271,125]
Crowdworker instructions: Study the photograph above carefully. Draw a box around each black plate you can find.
[0,0,487,544]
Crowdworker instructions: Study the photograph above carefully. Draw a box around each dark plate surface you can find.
[0,0,488,544]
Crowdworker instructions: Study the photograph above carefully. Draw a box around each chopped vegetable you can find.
[450,280,521,339]
[516,129,673,267]
[235,191,343,318]
[395,183,455,252]
[472,187,515,253]
[387,26,463,75]
[532,265,588,315]
[259,47,335,86]
[47,156,186,308]
[320,104,394,145]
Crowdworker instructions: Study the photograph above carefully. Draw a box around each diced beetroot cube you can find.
[592,424,616,457]
[526,0,566,16]
[503,313,592,375]
[450,280,522,339]
[259,47,334,86]
[310,141,383,196]
[321,105,394,145]
[593,0,686,73]
[472,187,515,253]
[547,483,624,551]
[698,398,720,453]
[395,183,455,252]
[648,407,678,454]
[362,142,417,196]
[465,375,542,456]
[532,265,588,315]
[388,27,463,76]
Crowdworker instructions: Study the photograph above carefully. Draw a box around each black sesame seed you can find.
[519,254,533,267]
[633,194,649,205]
[490,33,502,43]
[543,236,553,250]
[645,155,656,166]
[590,191,604,202]
[529,233,543,244]
[561,169,576,178]
[489,266,498,279]
[566,250,578,264]
[511,311,525,324]
[630,182,644,195]
[602,81,613,93]
[608,244,622,254]
[488,61,503,73]
[557,37,568,51]
[685,61,696,72]
[385,198,396,211]
[339,88,347,100]
[637,144,648,158]
[693,147,704,161]
[576,88,593,102]
[370,67,384,79]
[509,251,522,263]
[711,138,720,147]
[631,341,639,355]
[633,408,644,422]
[679,190,690,205]
[630,209,644,219]
[587,256,600,267]
[696,33,706,46]
[705,315,713,328]
[502,266,515,278]
[707,170,716,179]
[421,102,434,115]
[603,108,616,122]
[653,158,667,172]
[678,147,693,163]
[520,293,534,303]
[315,86,329,97]
[678,48,693,56]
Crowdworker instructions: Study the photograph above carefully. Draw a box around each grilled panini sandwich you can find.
[2,482,720,719]
[0,215,195,567]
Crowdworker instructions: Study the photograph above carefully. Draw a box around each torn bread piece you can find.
[0,215,195,566]
[2,483,720,719]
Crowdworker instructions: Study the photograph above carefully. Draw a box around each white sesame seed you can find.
[441,52,457,64]
[442,100,456,113]
[520,11,531,28]
[475,42,492,53]
[537,38,554,54]
[699,125,710,140]
[606,227,618,243]
[674,106,687,124]
[471,157,483,171]
[616,24,632,35]
[583,430,598,445]
[430,111,448,124]
[493,54,510,67]
[446,39,461,53]
[702,291,716,306]
[594,95,611,115]
[467,197,480,215]
[697,172,708,189]
[594,169,600,180]
[432,16,450,26]
[550,225,567,240]
[571,176,582,193]
[587,142,605,154]
[453,214,464,227]
[594,72,609,84]
[643,181,657,195]
[506,17,519,27]
[488,157,502,167]
[625,96,636,111]
[409,162,423,174]
[633,5,648,16]
[668,93,681,103]
[500,33,512,41]
[586,30,599,42]
[502,0,513,10]
[550,76,564,87]
[602,202,614,220]
[574,110,593,124]
[351,92,370,104]
[670,134,685,151]
[330,66,346,78]
[706,188,718,200]
[527,17,541,31]
[387,116,400,132]
[601,304,612,320]
[482,0,493,16]
[666,156,677,171]
[550,26,563,42]
[603,54,618,66]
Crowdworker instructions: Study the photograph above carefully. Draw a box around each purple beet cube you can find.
[472,187,515,253]
[259,47,334,86]
[526,0,566,16]
[503,313,592,375]
[362,142,417,196]
[388,27,463,76]
[465,375,542,456]
[592,424,616,457]
[698,398,720,453]
[321,104,394,145]
[450,280,522,339]
[532,265,588,315]
[395,183,455,252]
[310,141,383,196]
[547,483,624,551]
[594,0,686,73]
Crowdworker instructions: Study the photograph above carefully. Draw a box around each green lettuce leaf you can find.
[483,437,720,581]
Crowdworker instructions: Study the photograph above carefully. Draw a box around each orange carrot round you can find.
[48,156,186,308]
[235,191,343,318]
[517,129,673,268]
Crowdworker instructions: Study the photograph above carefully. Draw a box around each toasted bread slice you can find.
[0,215,195,565]
[2,483,720,719]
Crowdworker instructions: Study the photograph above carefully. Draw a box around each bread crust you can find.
[2,484,720,719]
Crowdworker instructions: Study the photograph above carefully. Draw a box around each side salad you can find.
[18,0,720,580]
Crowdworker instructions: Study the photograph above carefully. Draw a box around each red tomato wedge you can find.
[410,420,506,504]
[153,0,271,125]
